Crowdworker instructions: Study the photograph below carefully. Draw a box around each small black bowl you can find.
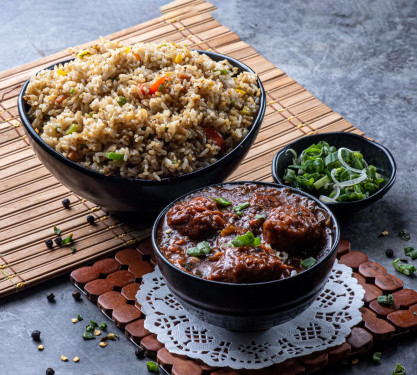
[272,132,396,217]
[18,51,266,219]
[152,181,340,331]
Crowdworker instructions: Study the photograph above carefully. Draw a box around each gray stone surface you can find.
[1,0,417,373]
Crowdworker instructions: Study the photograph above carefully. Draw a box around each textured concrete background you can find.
[1,0,417,373]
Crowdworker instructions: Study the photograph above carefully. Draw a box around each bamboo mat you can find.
[0,0,364,298]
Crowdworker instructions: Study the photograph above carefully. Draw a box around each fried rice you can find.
[24,39,261,180]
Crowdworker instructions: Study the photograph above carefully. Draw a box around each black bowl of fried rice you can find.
[18,40,266,218]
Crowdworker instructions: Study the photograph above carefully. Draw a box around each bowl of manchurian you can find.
[18,40,265,217]
[153,181,340,331]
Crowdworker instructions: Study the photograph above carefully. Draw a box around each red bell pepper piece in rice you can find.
[149,75,171,94]
[203,127,226,152]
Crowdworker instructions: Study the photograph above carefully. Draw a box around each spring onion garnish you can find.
[77,314,83,321]
[210,196,232,206]
[301,257,317,269]
[82,331,95,340]
[399,229,411,241]
[230,99,235,108]
[99,322,107,330]
[78,50,90,59]
[71,246,76,254]
[54,225,61,235]
[146,361,159,373]
[214,69,228,75]
[158,84,166,92]
[393,363,406,375]
[66,124,78,134]
[404,246,417,260]
[283,141,386,203]
[393,258,416,276]
[373,352,382,364]
[118,96,127,106]
[187,241,211,257]
[70,88,75,95]
[230,231,261,247]
[255,214,266,220]
[106,152,124,161]
[377,294,394,306]
[62,233,73,245]
[233,202,249,215]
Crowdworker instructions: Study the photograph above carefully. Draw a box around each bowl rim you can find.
[151,180,341,287]
[17,50,266,186]
[271,131,397,207]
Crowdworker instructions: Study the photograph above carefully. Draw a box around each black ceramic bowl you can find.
[17,51,266,218]
[152,181,340,331]
[272,132,396,217]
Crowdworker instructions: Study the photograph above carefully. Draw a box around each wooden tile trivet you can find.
[0,0,364,298]
[70,239,417,375]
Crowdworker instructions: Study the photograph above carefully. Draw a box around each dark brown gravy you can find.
[157,184,333,283]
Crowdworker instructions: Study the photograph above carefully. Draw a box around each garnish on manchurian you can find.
[283,141,386,203]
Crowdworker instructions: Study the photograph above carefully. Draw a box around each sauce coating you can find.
[158,184,333,283]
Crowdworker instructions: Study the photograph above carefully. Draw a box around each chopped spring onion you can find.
[377,294,394,306]
[230,99,235,108]
[70,88,75,95]
[62,233,73,245]
[233,202,250,214]
[301,257,317,269]
[210,196,232,206]
[106,152,124,161]
[393,258,416,276]
[66,124,78,134]
[78,50,90,59]
[230,231,261,247]
[373,352,382,364]
[157,84,166,92]
[399,229,411,241]
[118,96,127,106]
[88,112,94,117]
[404,246,417,260]
[283,141,386,203]
[54,225,61,235]
[187,241,211,257]
[393,363,406,375]
[214,69,228,75]
[147,361,159,373]
[255,214,266,220]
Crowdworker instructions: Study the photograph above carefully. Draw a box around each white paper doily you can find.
[137,260,364,370]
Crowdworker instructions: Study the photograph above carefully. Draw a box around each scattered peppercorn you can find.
[31,330,41,341]
[54,237,62,246]
[62,198,70,208]
[135,347,145,359]
[87,215,95,225]
[385,249,394,258]
[46,369,55,375]
[45,239,53,249]
[46,292,55,302]
[72,290,81,300]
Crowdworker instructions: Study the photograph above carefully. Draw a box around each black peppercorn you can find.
[46,368,55,375]
[135,347,145,359]
[31,330,41,341]
[62,198,70,208]
[72,290,81,300]
[54,237,62,246]
[46,292,55,302]
[45,239,53,249]
[86,215,95,225]
[385,249,394,258]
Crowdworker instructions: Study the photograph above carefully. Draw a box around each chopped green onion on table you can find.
[283,141,386,203]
